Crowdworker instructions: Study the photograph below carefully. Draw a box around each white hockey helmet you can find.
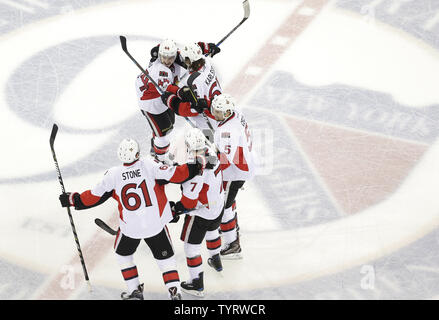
[211,93,235,120]
[185,128,206,153]
[180,42,203,65]
[159,39,177,66]
[117,138,140,163]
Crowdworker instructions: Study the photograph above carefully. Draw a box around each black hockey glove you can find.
[169,201,180,223]
[161,91,175,106]
[150,44,159,62]
[207,43,220,57]
[195,153,216,171]
[169,201,189,223]
[177,86,198,105]
[59,192,79,208]
[205,153,217,169]
[192,99,209,114]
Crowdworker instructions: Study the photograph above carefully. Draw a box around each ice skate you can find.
[168,286,182,300]
[121,283,144,300]
[181,272,204,297]
[220,237,242,260]
[208,253,223,272]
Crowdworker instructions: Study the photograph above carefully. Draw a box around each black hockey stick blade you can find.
[119,35,128,53]
[95,218,117,236]
[49,123,58,150]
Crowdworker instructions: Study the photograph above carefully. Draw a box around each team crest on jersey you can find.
[159,71,168,77]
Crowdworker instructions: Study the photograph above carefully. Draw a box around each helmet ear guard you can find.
[118,138,140,163]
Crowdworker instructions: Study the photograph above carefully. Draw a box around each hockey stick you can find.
[215,0,251,48]
[49,124,92,292]
[94,218,117,236]
[193,0,251,131]
[94,202,209,236]
[119,36,218,153]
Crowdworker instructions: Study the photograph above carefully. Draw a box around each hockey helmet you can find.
[158,39,177,67]
[180,42,203,65]
[211,93,235,120]
[185,128,206,153]
[117,138,140,164]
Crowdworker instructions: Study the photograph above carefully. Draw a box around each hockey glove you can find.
[59,192,79,208]
[207,43,221,57]
[169,201,189,222]
[161,91,175,106]
[192,99,209,114]
[195,153,215,171]
[177,86,198,105]
[150,44,159,62]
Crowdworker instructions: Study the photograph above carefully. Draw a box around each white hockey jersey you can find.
[87,158,189,239]
[135,60,174,115]
[180,160,224,220]
[179,58,222,130]
[214,110,256,182]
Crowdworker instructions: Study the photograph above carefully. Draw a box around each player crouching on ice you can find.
[58,138,212,300]
[211,93,256,259]
[169,128,225,298]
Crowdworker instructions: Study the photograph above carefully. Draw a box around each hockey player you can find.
[58,138,212,300]
[169,128,225,297]
[136,39,182,165]
[211,93,256,259]
[138,40,220,163]
[160,42,223,137]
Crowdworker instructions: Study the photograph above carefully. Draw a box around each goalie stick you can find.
[49,124,92,292]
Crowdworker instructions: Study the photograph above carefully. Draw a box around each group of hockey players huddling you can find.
[58,38,255,300]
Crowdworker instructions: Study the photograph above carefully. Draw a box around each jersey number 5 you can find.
[121,180,152,211]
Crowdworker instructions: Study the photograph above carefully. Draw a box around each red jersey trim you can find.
[198,183,210,206]
[79,190,101,207]
[219,152,231,171]
[166,84,179,94]
[112,191,125,222]
[154,182,168,217]
[141,84,161,101]
[180,194,198,209]
[169,164,190,183]
[179,102,199,117]
[233,146,249,171]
